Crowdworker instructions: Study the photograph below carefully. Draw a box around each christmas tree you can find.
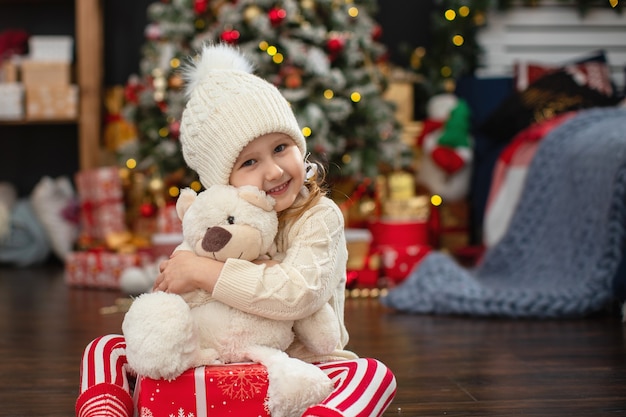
[119,0,410,196]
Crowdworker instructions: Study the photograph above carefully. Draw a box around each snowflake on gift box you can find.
[170,408,194,417]
[211,367,268,401]
[140,406,194,417]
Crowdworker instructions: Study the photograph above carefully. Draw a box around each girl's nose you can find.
[265,162,283,181]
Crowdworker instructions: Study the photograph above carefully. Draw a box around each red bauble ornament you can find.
[169,120,181,139]
[194,0,208,14]
[139,202,157,218]
[371,24,383,41]
[268,7,287,26]
[220,29,240,44]
[157,100,168,113]
[326,36,345,54]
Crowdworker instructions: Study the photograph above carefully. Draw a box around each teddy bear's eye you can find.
[227,216,235,225]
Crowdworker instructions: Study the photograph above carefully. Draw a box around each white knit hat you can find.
[179,43,307,188]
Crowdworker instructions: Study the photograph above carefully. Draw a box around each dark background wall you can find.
[104,0,433,84]
[0,0,432,196]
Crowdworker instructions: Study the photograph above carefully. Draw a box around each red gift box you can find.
[368,220,430,247]
[135,364,270,417]
[368,220,432,283]
[156,203,182,234]
[75,166,128,241]
[64,250,152,289]
[378,244,430,283]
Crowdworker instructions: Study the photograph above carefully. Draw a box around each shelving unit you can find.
[0,0,104,170]
[75,0,104,170]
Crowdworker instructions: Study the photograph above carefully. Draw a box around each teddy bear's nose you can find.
[202,226,232,252]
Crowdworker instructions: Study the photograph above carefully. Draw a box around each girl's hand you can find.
[153,251,223,294]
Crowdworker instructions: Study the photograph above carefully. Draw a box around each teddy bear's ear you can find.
[176,187,197,220]
[238,186,275,212]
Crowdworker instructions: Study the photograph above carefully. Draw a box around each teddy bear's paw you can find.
[193,347,221,367]
[122,291,199,380]
[264,355,333,417]
[293,305,341,356]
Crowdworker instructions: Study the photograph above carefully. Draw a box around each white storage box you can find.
[0,83,24,120]
[29,35,74,62]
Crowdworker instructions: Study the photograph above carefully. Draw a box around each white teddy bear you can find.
[122,184,340,417]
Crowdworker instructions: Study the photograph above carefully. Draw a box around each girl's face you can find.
[229,132,305,213]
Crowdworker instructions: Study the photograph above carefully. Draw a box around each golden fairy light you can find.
[126,158,137,169]
[302,127,312,137]
[342,154,352,164]
[452,34,464,46]
[168,186,180,198]
[148,176,163,192]
[190,181,202,192]
[259,41,269,51]
[348,6,359,17]
[459,6,470,17]
[170,58,180,68]
[267,45,278,56]
[273,53,284,64]
[445,9,456,20]
[158,127,169,137]
[323,89,334,99]
[350,92,361,102]
[440,66,452,77]
[431,194,442,206]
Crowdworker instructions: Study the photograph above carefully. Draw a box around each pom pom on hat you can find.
[180,43,307,188]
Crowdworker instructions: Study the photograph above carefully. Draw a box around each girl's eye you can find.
[241,159,255,167]
[227,216,235,224]
[274,144,286,153]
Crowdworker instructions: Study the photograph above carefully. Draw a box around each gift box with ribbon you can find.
[156,202,182,234]
[64,249,152,289]
[134,364,270,417]
[75,166,128,242]
[368,220,431,283]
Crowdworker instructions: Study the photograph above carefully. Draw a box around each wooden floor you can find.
[1,262,626,417]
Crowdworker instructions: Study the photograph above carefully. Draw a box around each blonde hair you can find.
[277,160,328,228]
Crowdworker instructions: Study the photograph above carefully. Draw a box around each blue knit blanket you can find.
[380,107,626,318]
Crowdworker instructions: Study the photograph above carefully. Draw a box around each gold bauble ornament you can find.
[244,5,262,23]
[168,74,184,89]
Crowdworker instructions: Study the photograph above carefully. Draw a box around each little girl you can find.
[77,43,396,417]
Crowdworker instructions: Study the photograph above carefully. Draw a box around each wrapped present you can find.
[65,250,153,289]
[368,220,432,283]
[369,220,430,248]
[383,81,414,125]
[345,228,380,288]
[75,167,128,241]
[25,84,78,120]
[0,82,24,120]
[151,232,183,258]
[1,59,19,83]
[28,35,73,62]
[378,244,430,283]
[135,364,270,417]
[21,60,71,86]
[156,203,182,234]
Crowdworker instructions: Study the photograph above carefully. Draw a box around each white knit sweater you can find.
[213,195,357,363]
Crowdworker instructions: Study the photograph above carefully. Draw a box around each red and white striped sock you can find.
[75,383,134,417]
